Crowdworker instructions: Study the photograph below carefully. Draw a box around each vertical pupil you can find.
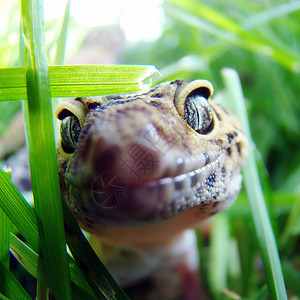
[184,93,213,134]
[69,116,81,145]
[60,115,81,153]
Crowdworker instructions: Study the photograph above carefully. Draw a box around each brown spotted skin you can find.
[55,79,247,299]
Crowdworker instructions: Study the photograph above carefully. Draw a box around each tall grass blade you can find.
[53,0,70,65]
[0,169,11,269]
[0,208,10,267]
[208,215,230,297]
[221,68,287,300]
[10,234,98,300]
[21,0,71,299]
[0,167,39,251]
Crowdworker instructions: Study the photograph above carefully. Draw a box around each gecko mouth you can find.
[63,144,243,227]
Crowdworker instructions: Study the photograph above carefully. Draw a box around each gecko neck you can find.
[89,230,203,299]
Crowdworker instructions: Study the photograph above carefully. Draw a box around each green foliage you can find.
[0,0,299,299]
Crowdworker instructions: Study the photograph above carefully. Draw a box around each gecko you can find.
[55,79,247,299]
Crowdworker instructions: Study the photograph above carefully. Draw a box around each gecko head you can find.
[55,80,247,242]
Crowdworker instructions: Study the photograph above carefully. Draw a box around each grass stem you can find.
[221,68,287,300]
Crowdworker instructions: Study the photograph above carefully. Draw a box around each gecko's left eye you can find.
[174,80,215,135]
[60,115,81,154]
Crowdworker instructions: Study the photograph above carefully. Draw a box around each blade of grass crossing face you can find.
[221,68,287,300]
[21,0,71,299]
[0,64,157,101]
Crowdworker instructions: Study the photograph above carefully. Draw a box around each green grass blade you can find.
[0,292,10,300]
[0,65,157,101]
[0,261,31,300]
[242,1,300,29]
[0,169,11,268]
[62,200,129,299]
[53,0,70,65]
[35,281,49,300]
[208,214,230,297]
[0,167,39,251]
[21,0,71,299]
[221,68,287,300]
[10,234,98,300]
[0,208,10,267]
[252,285,269,300]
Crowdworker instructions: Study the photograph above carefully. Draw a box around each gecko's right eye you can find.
[60,115,81,154]
[55,98,86,154]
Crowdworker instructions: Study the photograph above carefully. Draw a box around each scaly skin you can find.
[55,79,247,299]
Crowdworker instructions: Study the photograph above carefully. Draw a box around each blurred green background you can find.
[1,0,299,298]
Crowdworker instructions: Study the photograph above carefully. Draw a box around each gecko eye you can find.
[174,80,214,135]
[60,115,81,154]
[184,94,213,134]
